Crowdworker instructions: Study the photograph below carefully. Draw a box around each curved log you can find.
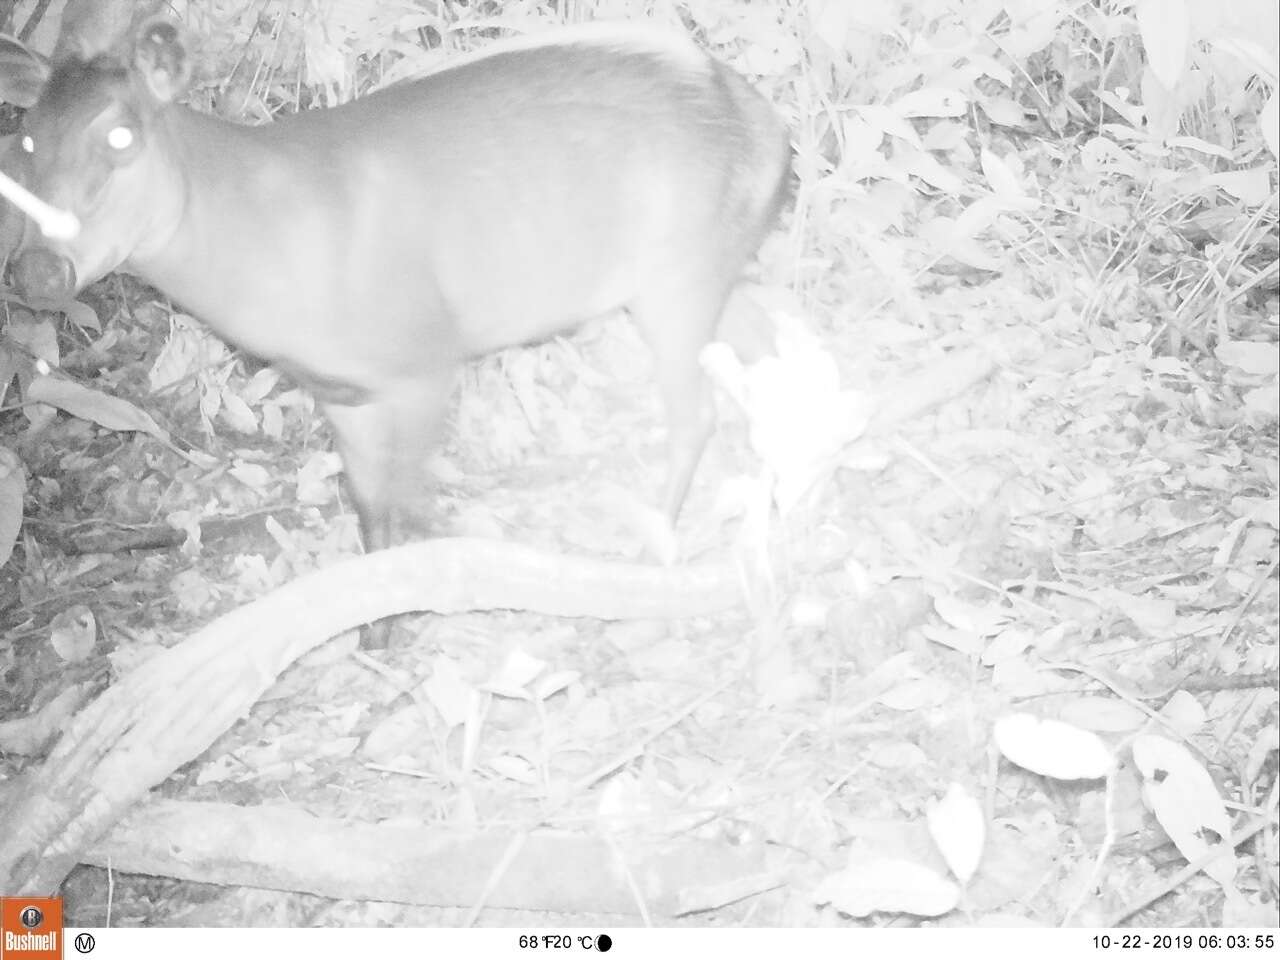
[0,539,740,894]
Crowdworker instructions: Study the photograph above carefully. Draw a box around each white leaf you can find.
[1216,340,1279,376]
[814,857,960,918]
[993,714,1114,779]
[49,604,97,662]
[1132,735,1236,891]
[27,376,168,440]
[0,446,25,567]
[534,670,579,701]
[485,648,546,694]
[980,149,1025,199]
[927,783,985,883]
[422,657,476,728]
[1136,0,1190,89]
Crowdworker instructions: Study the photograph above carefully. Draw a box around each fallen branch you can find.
[0,538,740,894]
[83,798,769,917]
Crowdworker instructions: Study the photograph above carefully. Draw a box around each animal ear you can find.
[0,35,49,108]
[133,16,192,103]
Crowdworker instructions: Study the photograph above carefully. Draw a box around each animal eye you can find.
[106,126,134,150]
[20,135,33,154]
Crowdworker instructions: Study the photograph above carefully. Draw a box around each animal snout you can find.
[14,247,75,301]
